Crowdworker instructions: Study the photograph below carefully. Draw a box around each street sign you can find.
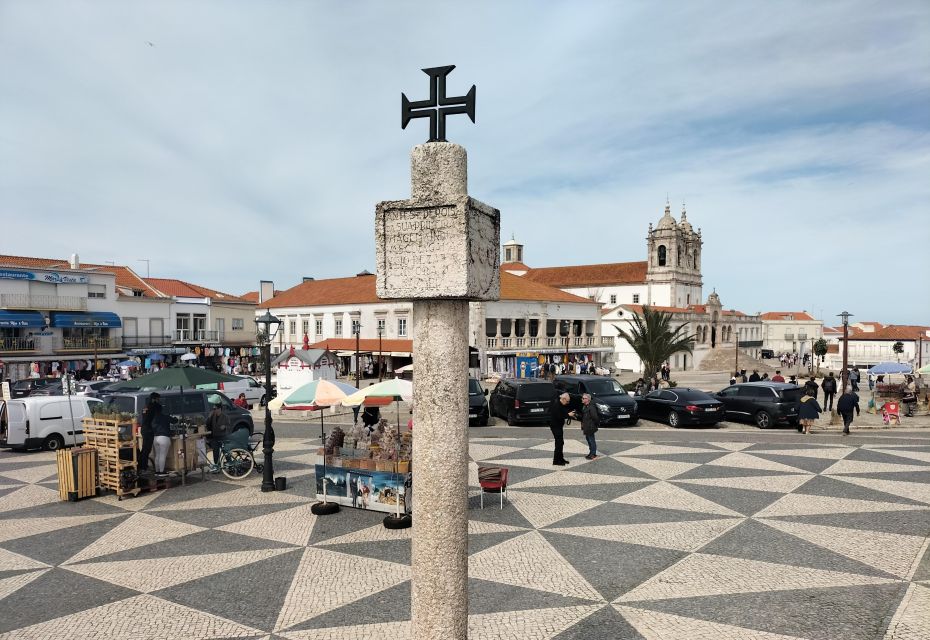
[1,381,10,401]
[61,375,77,395]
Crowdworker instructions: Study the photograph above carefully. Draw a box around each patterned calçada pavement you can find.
[1,434,929,640]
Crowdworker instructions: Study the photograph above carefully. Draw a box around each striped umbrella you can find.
[281,379,359,410]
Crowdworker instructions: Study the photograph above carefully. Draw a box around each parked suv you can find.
[714,382,803,428]
[10,378,60,398]
[468,377,489,426]
[554,375,639,426]
[489,378,556,425]
[103,390,255,434]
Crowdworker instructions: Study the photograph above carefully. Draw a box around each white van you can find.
[196,376,266,408]
[0,396,102,451]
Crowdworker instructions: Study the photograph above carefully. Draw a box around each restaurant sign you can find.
[0,268,89,284]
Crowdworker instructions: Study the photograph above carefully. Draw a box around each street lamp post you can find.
[354,322,361,388]
[378,325,384,382]
[255,310,281,493]
[563,320,571,369]
[838,311,852,391]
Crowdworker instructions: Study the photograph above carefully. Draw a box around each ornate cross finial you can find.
[402,65,476,142]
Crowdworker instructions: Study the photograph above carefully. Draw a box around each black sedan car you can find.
[636,387,724,427]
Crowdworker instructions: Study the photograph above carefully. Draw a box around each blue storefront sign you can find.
[0,310,46,328]
[0,268,89,284]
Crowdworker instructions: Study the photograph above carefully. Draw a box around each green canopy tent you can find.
[108,366,241,390]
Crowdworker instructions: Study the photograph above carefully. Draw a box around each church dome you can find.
[679,206,693,233]
[706,291,721,307]
[656,203,677,230]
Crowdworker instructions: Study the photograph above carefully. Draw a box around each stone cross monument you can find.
[376,65,499,639]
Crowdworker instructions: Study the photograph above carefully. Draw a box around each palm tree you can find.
[616,306,696,378]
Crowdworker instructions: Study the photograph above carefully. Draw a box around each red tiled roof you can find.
[241,290,282,303]
[760,311,817,321]
[309,338,413,353]
[523,261,648,287]
[145,278,252,304]
[0,254,163,298]
[501,261,531,271]
[849,325,930,341]
[261,271,594,308]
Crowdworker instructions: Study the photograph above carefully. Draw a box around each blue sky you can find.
[1,1,928,324]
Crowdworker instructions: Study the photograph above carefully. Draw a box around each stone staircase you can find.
[698,347,775,373]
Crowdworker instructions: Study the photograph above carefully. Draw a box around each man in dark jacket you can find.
[748,370,761,382]
[836,387,860,435]
[548,393,574,465]
[580,393,601,459]
[205,398,230,468]
[138,392,161,472]
[821,373,838,411]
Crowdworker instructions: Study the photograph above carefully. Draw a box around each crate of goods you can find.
[56,447,98,501]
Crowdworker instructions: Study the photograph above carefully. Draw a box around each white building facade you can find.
[760,312,825,355]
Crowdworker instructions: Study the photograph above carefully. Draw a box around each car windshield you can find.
[585,379,624,395]
[517,383,554,401]
[468,379,482,395]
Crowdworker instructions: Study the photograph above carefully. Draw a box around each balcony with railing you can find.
[55,336,121,352]
[0,337,36,353]
[784,333,795,340]
[174,330,223,343]
[1,293,87,311]
[798,333,808,340]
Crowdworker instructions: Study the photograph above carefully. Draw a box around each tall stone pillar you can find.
[376,142,500,640]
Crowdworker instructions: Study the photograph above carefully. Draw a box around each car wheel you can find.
[234,422,253,436]
[44,434,65,451]
[259,395,267,407]
[628,418,639,426]
[668,411,680,428]
[755,411,772,429]
[479,415,489,426]
[507,411,518,426]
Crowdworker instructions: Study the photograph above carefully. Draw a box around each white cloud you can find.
[0,0,927,322]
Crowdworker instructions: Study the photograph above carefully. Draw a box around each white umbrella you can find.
[180,353,197,361]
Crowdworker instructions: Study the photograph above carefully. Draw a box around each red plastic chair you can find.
[882,402,900,425]
[478,466,509,509]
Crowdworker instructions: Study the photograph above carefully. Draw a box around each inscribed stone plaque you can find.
[375,196,499,300]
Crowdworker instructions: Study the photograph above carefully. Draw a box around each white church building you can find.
[503,202,764,373]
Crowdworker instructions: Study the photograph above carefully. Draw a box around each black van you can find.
[103,390,255,434]
[714,382,803,428]
[489,378,556,425]
[468,377,490,426]
[554,374,639,426]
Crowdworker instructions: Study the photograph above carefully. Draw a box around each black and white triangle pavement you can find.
[1,435,929,639]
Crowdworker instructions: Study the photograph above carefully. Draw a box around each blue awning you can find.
[50,312,122,328]
[0,310,45,328]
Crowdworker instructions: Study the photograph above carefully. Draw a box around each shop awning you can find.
[50,312,122,328]
[0,310,45,328]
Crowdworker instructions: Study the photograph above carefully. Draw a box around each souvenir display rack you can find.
[82,417,141,500]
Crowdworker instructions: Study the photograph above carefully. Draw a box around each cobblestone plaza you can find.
[1,428,929,639]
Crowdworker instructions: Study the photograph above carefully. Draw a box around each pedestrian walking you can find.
[548,392,574,465]
[804,377,819,402]
[836,387,860,435]
[821,373,837,411]
[580,393,601,459]
[798,392,823,435]
[850,366,860,392]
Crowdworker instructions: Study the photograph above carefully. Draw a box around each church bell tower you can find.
[645,201,703,307]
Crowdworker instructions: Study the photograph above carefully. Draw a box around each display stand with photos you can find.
[314,419,412,516]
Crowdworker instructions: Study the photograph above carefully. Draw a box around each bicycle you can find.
[149,428,264,481]
[212,429,263,480]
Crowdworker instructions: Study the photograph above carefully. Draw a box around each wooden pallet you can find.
[81,418,139,499]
